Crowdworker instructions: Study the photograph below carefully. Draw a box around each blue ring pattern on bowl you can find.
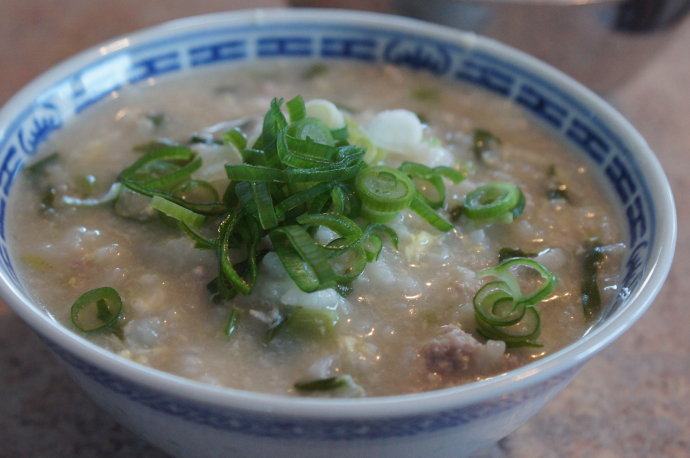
[48,338,579,438]
[0,20,654,438]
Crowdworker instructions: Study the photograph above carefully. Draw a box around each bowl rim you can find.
[0,8,677,418]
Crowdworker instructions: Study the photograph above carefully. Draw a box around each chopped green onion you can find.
[254,98,287,162]
[463,182,522,221]
[270,225,336,292]
[356,166,416,212]
[287,117,334,146]
[275,182,334,219]
[296,213,363,249]
[409,194,453,232]
[70,287,123,333]
[225,164,287,182]
[473,257,555,347]
[331,126,348,143]
[286,95,306,122]
[122,179,226,215]
[361,232,383,262]
[512,188,526,219]
[178,221,216,249]
[399,162,446,209]
[329,186,347,214]
[145,156,202,191]
[326,238,367,283]
[360,204,397,224]
[121,143,200,192]
[294,375,353,392]
[480,257,556,307]
[476,306,541,348]
[224,308,239,337]
[173,179,219,205]
[433,166,465,184]
[223,127,247,150]
[361,224,398,262]
[581,242,605,320]
[218,211,258,295]
[251,182,278,230]
[151,195,205,228]
[269,306,339,341]
[473,281,526,326]
[277,132,336,168]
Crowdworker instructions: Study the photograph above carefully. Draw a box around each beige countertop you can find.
[1,2,688,456]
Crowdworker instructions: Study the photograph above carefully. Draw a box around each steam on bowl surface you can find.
[0,9,675,458]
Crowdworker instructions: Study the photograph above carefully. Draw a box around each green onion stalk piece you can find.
[268,306,339,341]
[581,243,605,320]
[473,280,527,327]
[463,182,525,223]
[294,374,357,392]
[70,287,123,333]
[473,258,556,347]
[479,257,556,306]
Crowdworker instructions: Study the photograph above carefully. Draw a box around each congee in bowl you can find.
[9,61,625,397]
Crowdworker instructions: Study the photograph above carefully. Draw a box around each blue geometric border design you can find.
[49,340,577,439]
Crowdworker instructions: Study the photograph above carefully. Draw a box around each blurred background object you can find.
[290,0,690,93]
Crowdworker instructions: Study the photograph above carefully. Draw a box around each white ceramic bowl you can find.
[0,9,676,458]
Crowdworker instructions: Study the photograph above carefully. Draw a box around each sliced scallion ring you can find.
[70,287,123,333]
[355,166,416,213]
[476,306,541,347]
[287,117,335,146]
[473,281,526,326]
[463,182,522,221]
[361,223,399,261]
[399,162,446,209]
[360,203,397,224]
[479,257,556,306]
